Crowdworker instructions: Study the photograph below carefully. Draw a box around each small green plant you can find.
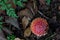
[0,0,28,18]
[7,34,15,40]
[7,8,18,18]
[13,0,28,8]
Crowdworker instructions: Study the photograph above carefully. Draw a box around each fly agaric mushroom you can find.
[30,18,49,36]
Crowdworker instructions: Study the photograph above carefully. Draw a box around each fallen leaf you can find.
[18,8,33,19]
[22,16,30,29]
[2,27,13,34]
[24,27,31,37]
[5,17,20,30]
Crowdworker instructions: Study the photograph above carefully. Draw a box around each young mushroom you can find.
[30,18,49,37]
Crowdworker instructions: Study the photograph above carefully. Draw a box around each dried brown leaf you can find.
[24,27,31,37]
[18,8,33,19]
[22,17,30,29]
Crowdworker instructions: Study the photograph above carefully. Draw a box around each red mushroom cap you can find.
[30,18,49,36]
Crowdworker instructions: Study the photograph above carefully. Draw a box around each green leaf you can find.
[16,1,24,8]
[7,34,15,40]
[3,0,8,3]
[0,22,3,25]
[0,1,3,5]
[7,8,18,18]
[0,1,7,10]
[7,36,10,40]
[0,0,2,2]
[9,10,17,18]
[0,5,7,10]
[13,0,17,5]
[0,17,3,21]
[10,35,15,40]
[46,0,51,5]
[7,4,12,8]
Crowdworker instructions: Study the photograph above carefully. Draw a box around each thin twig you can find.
[38,10,50,20]
[45,33,56,40]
